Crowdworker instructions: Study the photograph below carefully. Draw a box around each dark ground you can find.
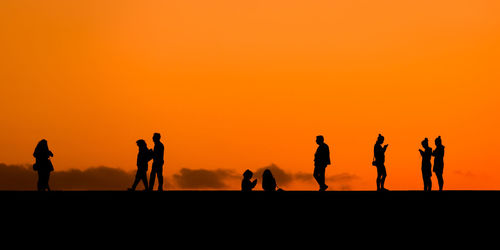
[2,190,499,245]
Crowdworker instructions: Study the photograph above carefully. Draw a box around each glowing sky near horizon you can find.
[1,0,500,190]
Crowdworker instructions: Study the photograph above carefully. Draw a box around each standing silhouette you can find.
[262,169,277,192]
[419,138,432,191]
[241,169,258,191]
[149,133,165,191]
[313,135,331,191]
[33,139,54,191]
[373,134,389,191]
[129,139,153,191]
[432,136,445,191]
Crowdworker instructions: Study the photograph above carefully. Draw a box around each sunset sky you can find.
[1,0,499,190]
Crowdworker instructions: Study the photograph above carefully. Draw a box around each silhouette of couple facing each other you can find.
[33,139,54,191]
[419,136,445,191]
[128,133,165,191]
[241,169,282,192]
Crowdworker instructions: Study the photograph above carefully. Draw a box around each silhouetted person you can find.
[149,133,164,191]
[432,136,445,191]
[313,135,331,191]
[419,138,432,191]
[373,134,389,191]
[262,169,277,192]
[33,139,54,191]
[129,139,153,191]
[241,169,257,191]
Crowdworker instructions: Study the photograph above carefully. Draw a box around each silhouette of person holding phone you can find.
[262,169,277,192]
[33,139,54,191]
[419,138,432,191]
[241,169,257,191]
[129,139,153,191]
[432,136,445,191]
[314,135,331,191]
[149,133,164,191]
[373,134,389,191]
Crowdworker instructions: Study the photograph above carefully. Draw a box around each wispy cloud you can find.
[0,163,360,190]
[0,163,137,190]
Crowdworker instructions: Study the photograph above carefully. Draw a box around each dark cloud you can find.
[0,163,37,190]
[295,171,359,183]
[294,172,313,182]
[326,173,359,183]
[0,163,359,190]
[51,167,134,190]
[173,168,239,189]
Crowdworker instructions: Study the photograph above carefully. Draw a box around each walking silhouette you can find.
[313,135,331,191]
[262,169,277,192]
[432,136,445,191]
[419,138,432,191]
[241,169,257,191]
[149,133,164,191]
[33,139,54,191]
[129,139,153,191]
[373,134,389,191]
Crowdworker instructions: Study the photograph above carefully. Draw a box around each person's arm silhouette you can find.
[251,179,257,189]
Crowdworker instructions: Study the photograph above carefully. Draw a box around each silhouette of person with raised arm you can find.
[33,139,54,191]
[419,138,432,191]
[314,135,331,191]
[241,169,258,191]
[129,139,153,191]
[432,136,445,191]
[149,133,164,191]
[262,169,277,192]
[373,134,389,191]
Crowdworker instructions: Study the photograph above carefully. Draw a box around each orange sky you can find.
[1,0,499,190]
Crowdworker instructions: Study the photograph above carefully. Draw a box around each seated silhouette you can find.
[241,169,258,191]
[128,139,153,191]
[33,139,54,191]
[262,169,279,192]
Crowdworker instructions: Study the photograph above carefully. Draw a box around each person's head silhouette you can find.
[153,133,161,142]
[435,136,442,147]
[316,135,325,145]
[243,169,253,179]
[36,139,48,150]
[376,134,384,144]
[136,139,147,150]
[422,138,429,148]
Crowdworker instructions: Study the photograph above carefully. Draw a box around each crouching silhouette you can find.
[241,169,258,191]
[262,169,280,191]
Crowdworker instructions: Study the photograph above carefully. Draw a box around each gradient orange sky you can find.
[1,0,499,190]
